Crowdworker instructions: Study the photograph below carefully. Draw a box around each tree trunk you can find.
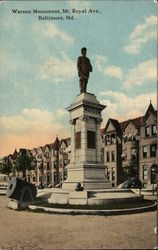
[23,170,26,180]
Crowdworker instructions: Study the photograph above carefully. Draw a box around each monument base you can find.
[62,163,111,190]
[48,188,143,205]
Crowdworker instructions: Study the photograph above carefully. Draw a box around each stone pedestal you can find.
[62,92,111,190]
[62,164,110,190]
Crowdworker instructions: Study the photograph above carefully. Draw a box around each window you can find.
[33,176,36,182]
[143,183,147,188]
[142,146,147,158]
[105,135,110,145]
[105,134,115,144]
[39,161,43,170]
[32,159,37,167]
[54,150,58,156]
[64,159,67,166]
[54,161,58,168]
[112,168,115,180]
[111,134,115,144]
[76,131,81,149]
[54,172,58,183]
[143,165,147,180]
[106,167,110,180]
[64,171,67,180]
[152,125,157,136]
[131,148,137,159]
[45,152,49,158]
[106,152,110,162]
[150,144,157,157]
[111,151,115,161]
[121,150,127,160]
[123,135,127,143]
[87,131,96,149]
[60,149,63,154]
[47,162,50,170]
[47,174,50,183]
[151,165,158,184]
[145,126,150,137]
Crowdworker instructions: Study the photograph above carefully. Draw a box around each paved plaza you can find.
[0,196,157,250]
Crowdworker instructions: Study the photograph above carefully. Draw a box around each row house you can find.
[121,116,142,179]
[28,137,71,187]
[30,137,60,187]
[10,137,71,188]
[139,103,157,187]
[58,138,71,183]
[102,103,157,187]
[102,119,123,187]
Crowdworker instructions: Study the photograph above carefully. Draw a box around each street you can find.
[0,196,157,249]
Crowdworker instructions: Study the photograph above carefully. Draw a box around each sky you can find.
[0,0,157,156]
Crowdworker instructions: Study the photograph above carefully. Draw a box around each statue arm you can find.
[89,62,92,72]
[87,58,92,72]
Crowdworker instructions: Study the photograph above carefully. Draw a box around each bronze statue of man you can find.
[77,47,92,93]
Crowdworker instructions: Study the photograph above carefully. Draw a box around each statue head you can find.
[81,47,87,57]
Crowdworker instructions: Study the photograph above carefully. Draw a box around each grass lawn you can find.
[36,199,155,210]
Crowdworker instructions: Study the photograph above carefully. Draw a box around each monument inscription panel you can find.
[76,131,81,149]
[87,131,96,149]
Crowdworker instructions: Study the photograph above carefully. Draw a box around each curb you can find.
[28,202,157,216]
